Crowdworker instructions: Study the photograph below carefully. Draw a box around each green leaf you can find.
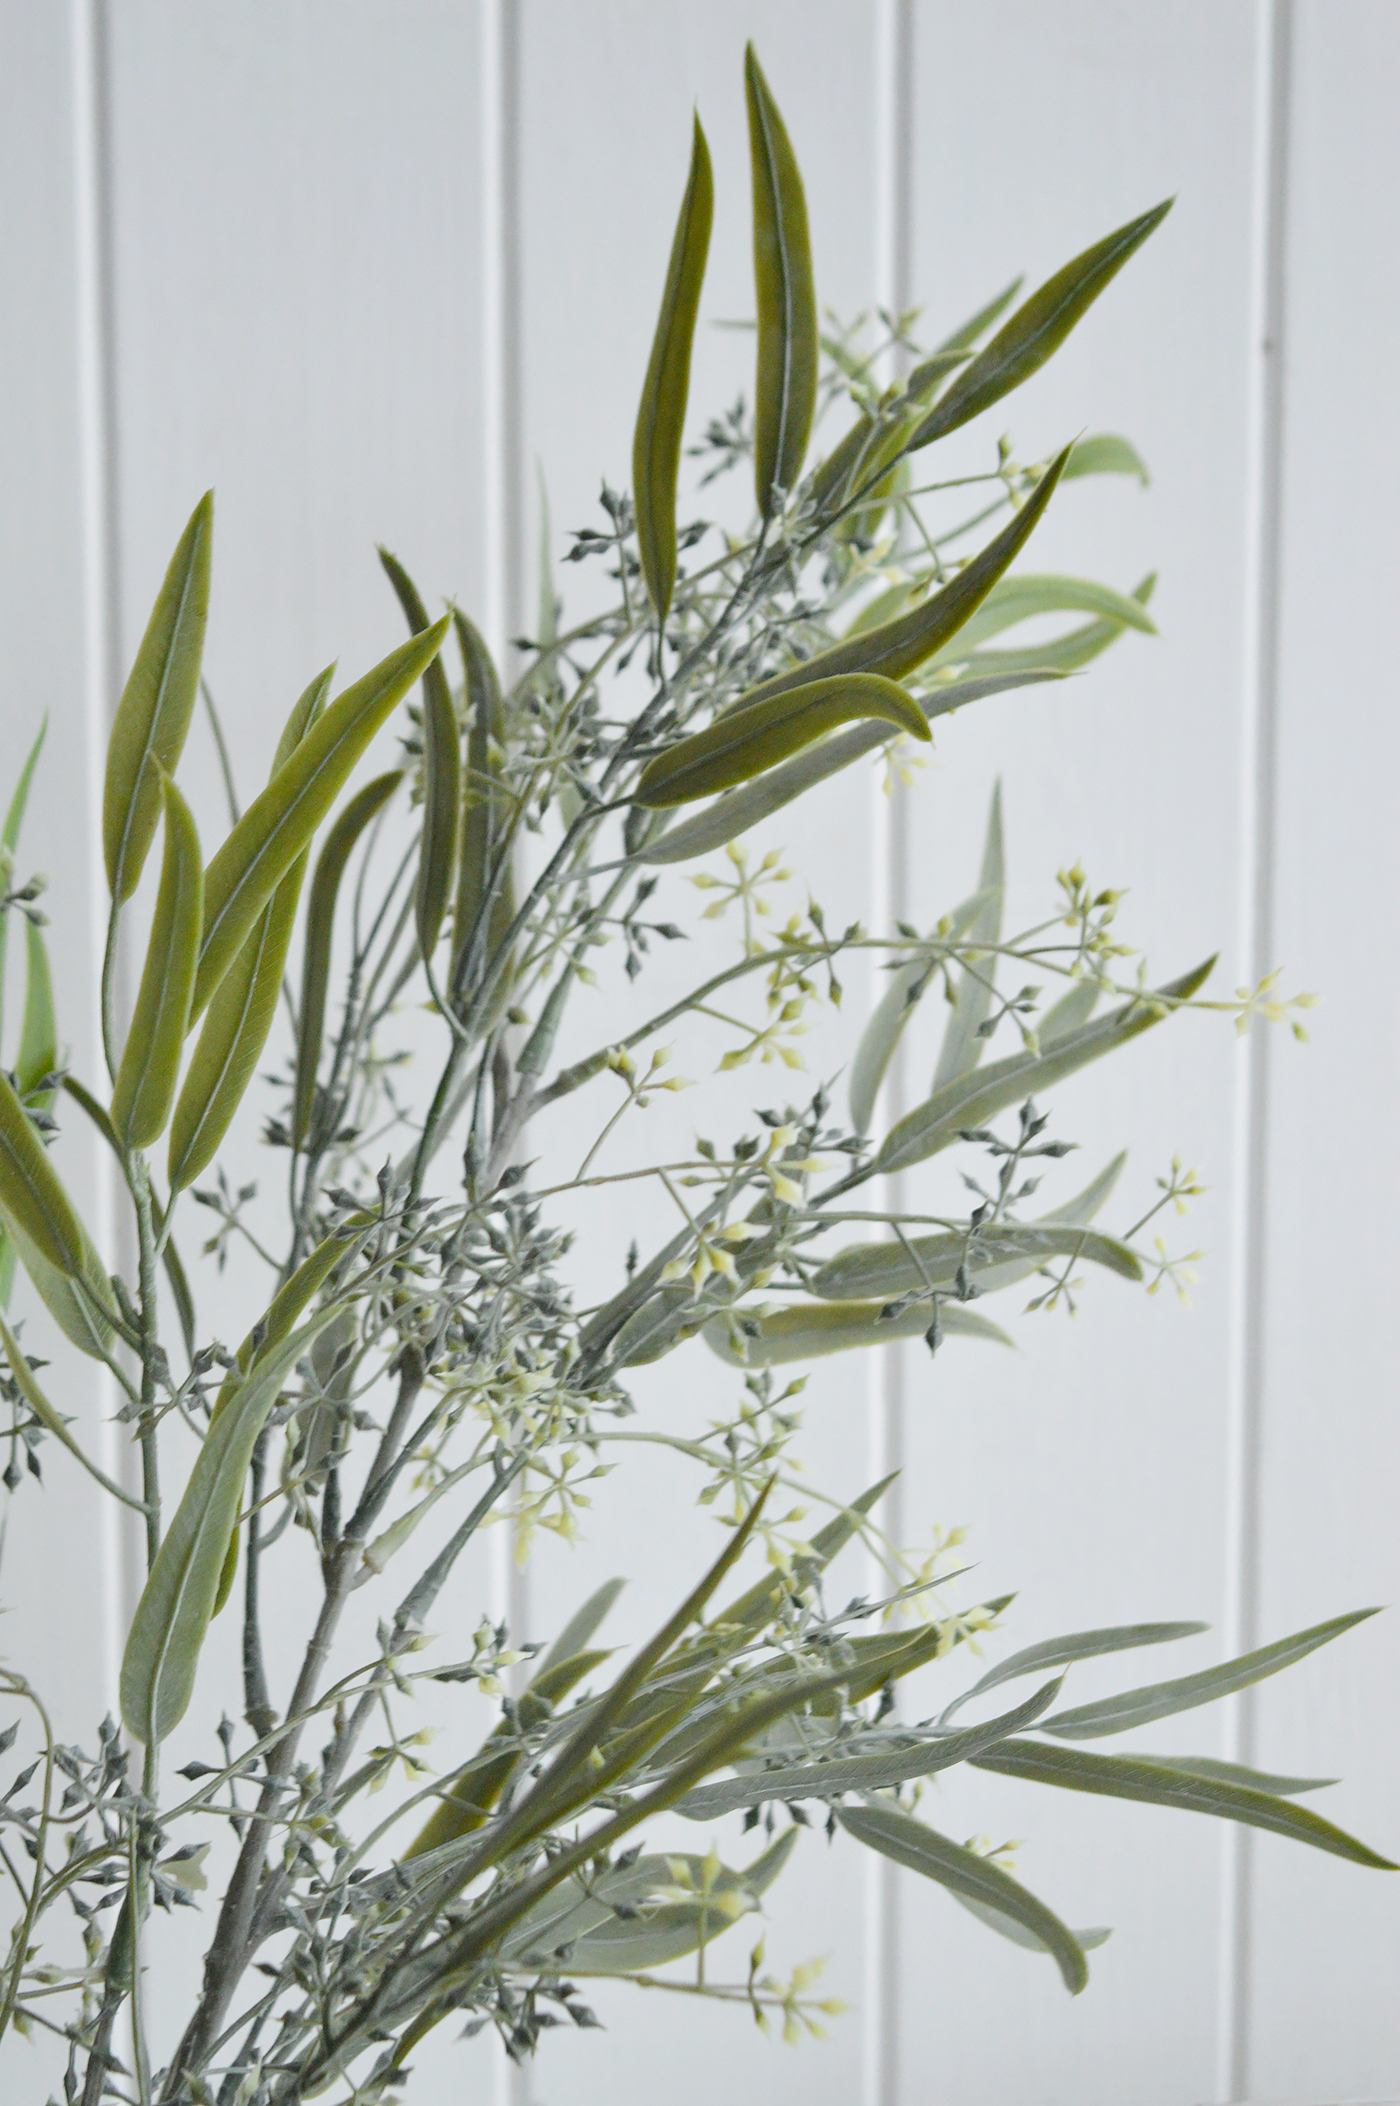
[703,1296,1011,1368]
[539,1580,626,1678]
[0,1313,143,1510]
[0,715,48,1053]
[930,572,1157,661]
[0,1064,88,1275]
[737,447,1071,708]
[0,1205,116,1360]
[746,45,817,517]
[674,1676,1064,1818]
[16,920,58,1101]
[848,889,995,1137]
[876,956,1215,1174]
[836,1801,1089,1993]
[193,620,447,1021]
[1063,432,1150,485]
[1040,1607,1383,1741]
[812,1224,1140,1305]
[213,1220,367,1423]
[450,612,516,1023]
[1129,1754,1337,1797]
[965,1149,1126,1298]
[632,114,714,621]
[110,775,203,1151]
[947,1890,1111,1957]
[121,1313,341,1744]
[970,1740,1396,1871]
[717,1475,895,1636]
[941,1620,1207,1726]
[636,674,929,810]
[290,770,403,1146]
[62,1073,194,1360]
[934,276,1024,355]
[634,721,892,868]
[378,548,461,961]
[103,491,214,903]
[1038,976,1100,1045]
[167,677,330,1190]
[934,782,1005,1089]
[932,585,1155,681]
[909,202,1173,450]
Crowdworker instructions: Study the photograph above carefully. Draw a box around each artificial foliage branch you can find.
[0,44,1383,2105]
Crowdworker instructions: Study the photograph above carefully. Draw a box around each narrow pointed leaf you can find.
[379,548,461,961]
[111,777,203,1149]
[717,1475,895,1635]
[0,1313,142,1509]
[947,1890,1111,1956]
[836,1801,1089,1993]
[812,1224,1140,1305]
[909,202,1173,450]
[451,611,515,1013]
[193,619,447,1020]
[1040,1608,1383,1741]
[938,588,1155,680]
[633,114,713,621]
[540,1580,626,1678]
[104,491,213,902]
[941,1620,1207,1725]
[0,715,48,1051]
[0,1206,116,1359]
[63,1073,193,1358]
[970,1740,1396,1871]
[934,783,1005,1088]
[746,45,817,516]
[633,721,891,867]
[291,770,403,1146]
[636,674,929,810]
[848,886,1001,1135]
[876,956,1215,1173]
[737,448,1070,710]
[16,921,57,1101]
[1063,432,1150,484]
[704,1296,1011,1368]
[932,573,1157,660]
[935,276,1024,355]
[121,1313,341,1744]
[1038,976,1100,1045]
[968,1149,1125,1297]
[0,1065,88,1275]
[1130,1754,1337,1797]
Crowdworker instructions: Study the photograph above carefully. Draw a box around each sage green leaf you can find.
[632,114,713,621]
[813,353,968,524]
[636,674,929,810]
[947,1890,1111,1957]
[876,956,1215,1174]
[935,573,1155,684]
[1040,1607,1382,1742]
[62,1073,193,1358]
[0,1313,142,1510]
[290,770,403,1146]
[836,1801,1089,1994]
[168,678,329,1189]
[0,1204,116,1359]
[110,776,203,1150]
[451,611,515,1020]
[0,715,47,1052]
[941,1620,1207,1726]
[1063,432,1150,484]
[931,572,1157,661]
[969,1740,1396,1871]
[674,1677,1063,1818]
[540,1580,626,1678]
[718,1475,895,1635]
[634,721,892,867]
[16,920,57,1100]
[703,1296,1011,1368]
[0,1064,87,1275]
[103,491,213,902]
[909,202,1173,450]
[935,275,1024,355]
[934,782,1005,1089]
[1038,976,1100,1045]
[966,1149,1126,1298]
[737,447,1070,710]
[210,1220,371,1430]
[812,1224,1140,1306]
[746,45,818,516]
[378,548,461,961]
[193,620,447,1020]
[1130,1754,1337,1797]
[121,1313,340,1744]
[848,889,996,1137]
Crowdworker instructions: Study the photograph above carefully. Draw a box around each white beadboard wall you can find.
[0,3,1395,2102]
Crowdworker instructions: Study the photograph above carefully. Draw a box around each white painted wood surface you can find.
[0,3,1395,2101]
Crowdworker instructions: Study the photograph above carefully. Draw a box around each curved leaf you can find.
[941,1620,1207,1726]
[378,548,461,960]
[0,1313,141,1509]
[745,45,817,515]
[291,770,403,1147]
[1130,1754,1337,1797]
[1063,432,1150,484]
[933,572,1157,660]
[813,1223,1140,1305]
[836,1801,1089,1994]
[110,776,203,1150]
[876,956,1215,1174]
[934,275,1024,355]
[933,782,1005,1089]
[0,1204,116,1360]
[0,715,48,1052]
[703,1296,1011,1368]
[1037,976,1100,1045]
[16,920,57,1101]
[103,491,213,903]
[0,1065,87,1275]
[633,115,713,621]
[970,1740,1395,1871]
[62,1073,194,1359]
[634,720,891,866]
[636,674,929,810]
[909,202,1173,450]
[948,1890,1111,1958]
[193,620,447,1021]
[121,1313,340,1744]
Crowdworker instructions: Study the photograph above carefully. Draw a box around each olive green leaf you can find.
[1130,1754,1337,1797]
[811,1224,1140,1306]
[0,1064,88,1276]
[875,955,1215,1174]
[121,1312,341,1744]
[0,1204,117,1360]
[1063,432,1150,484]
[969,1740,1395,1872]
[935,276,1024,355]
[378,548,461,961]
[908,201,1173,451]
[167,674,331,1189]
[934,782,1005,1090]
[633,721,893,867]
[110,776,203,1151]
[635,673,929,810]
[1039,1607,1382,1741]
[930,573,1157,662]
[745,45,817,516]
[836,1801,1089,1994]
[291,770,402,1147]
[633,114,713,622]
[848,889,995,1136]
[193,620,447,1022]
[103,491,214,903]
[940,1620,1207,1726]
[0,714,48,1052]
[934,572,1156,682]
[810,350,968,522]
[704,1296,1010,1368]
[0,1313,143,1511]
[736,446,1070,710]
[452,610,514,991]
[62,1073,194,1359]
[16,920,58,1101]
